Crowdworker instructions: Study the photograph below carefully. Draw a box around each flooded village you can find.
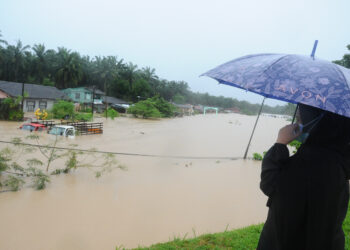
[0,35,295,249]
[2,3,348,247]
[0,101,289,249]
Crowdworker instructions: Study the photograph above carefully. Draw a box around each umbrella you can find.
[201,41,350,158]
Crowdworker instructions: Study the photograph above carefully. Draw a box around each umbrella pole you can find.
[291,104,299,124]
[243,98,265,159]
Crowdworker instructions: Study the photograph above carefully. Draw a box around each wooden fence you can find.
[37,120,55,128]
[60,122,103,135]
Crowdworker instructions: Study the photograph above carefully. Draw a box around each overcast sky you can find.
[1,0,349,105]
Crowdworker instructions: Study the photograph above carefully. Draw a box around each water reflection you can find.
[0,114,288,249]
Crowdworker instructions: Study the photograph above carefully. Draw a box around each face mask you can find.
[295,113,324,143]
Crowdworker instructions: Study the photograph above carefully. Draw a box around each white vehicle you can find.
[48,125,76,138]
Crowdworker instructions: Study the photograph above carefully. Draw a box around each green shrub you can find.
[4,176,25,191]
[42,77,55,87]
[150,96,175,118]
[0,97,23,121]
[80,107,92,113]
[52,101,75,119]
[253,153,263,161]
[128,100,161,118]
[128,96,175,119]
[46,111,54,120]
[74,113,93,121]
[8,110,24,121]
[103,108,119,120]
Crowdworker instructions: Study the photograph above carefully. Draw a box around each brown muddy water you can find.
[0,114,289,250]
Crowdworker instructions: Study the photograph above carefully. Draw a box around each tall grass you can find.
[127,204,350,249]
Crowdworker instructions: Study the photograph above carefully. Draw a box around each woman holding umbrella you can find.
[257,103,350,250]
[202,45,350,249]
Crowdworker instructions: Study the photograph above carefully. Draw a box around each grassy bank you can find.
[130,205,350,249]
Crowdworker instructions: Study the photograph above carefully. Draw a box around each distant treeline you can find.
[333,44,350,69]
[1,31,348,115]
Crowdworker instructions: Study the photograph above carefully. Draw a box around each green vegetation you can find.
[104,108,119,120]
[80,106,92,113]
[333,44,350,68]
[8,109,24,121]
[129,204,350,249]
[74,112,93,122]
[128,100,162,118]
[252,151,266,161]
[0,31,310,116]
[128,96,175,118]
[132,224,263,250]
[253,137,303,161]
[0,97,24,121]
[253,153,263,161]
[150,96,175,117]
[51,100,94,121]
[0,135,126,192]
[52,100,75,119]
[0,138,50,191]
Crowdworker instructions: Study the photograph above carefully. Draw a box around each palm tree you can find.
[141,66,158,82]
[141,66,159,95]
[32,44,47,83]
[55,47,82,89]
[93,56,124,114]
[80,55,93,86]
[0,31,8,79]
[44,49,58,82]
[123,62,139,90]
[93,56,124,90]
[0,30,7,46]
[6,40,30,82]
[2,40,31,112]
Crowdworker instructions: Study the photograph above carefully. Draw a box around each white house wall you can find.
[23,99,55,112]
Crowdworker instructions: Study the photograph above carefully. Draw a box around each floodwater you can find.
[0,113,289,250]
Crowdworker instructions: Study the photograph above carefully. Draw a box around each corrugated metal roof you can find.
[0,80,68,100]
[103,96,129,104]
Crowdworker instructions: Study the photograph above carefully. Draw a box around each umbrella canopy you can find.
[202,53,350,118]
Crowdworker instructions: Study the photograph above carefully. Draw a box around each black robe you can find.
[257,143,349,250]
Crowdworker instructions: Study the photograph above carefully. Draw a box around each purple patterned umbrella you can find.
[201,43,350,158]
[202,53,350,118]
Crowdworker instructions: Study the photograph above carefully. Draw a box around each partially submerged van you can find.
[48,125,75,138]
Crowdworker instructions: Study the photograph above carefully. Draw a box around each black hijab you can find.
[299,103,350,151]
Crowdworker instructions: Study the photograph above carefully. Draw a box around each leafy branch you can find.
[0,135,127,193]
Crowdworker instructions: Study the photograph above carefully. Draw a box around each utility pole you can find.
[104,82,108,119]
[91,86,95,118]
[21,82,25,113]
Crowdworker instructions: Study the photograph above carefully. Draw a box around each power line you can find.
[0,140,243,161]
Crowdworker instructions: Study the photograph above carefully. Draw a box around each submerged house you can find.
[223,107,240,113]
[103,96,129,106]
[61,87,105,104]
[173,103,194,116]
[62,87,105,112]
[0,80,68,112]
[193,105,204,114]
[103,96,130,113]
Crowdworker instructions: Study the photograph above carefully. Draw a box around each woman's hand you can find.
[276,124,301,145]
